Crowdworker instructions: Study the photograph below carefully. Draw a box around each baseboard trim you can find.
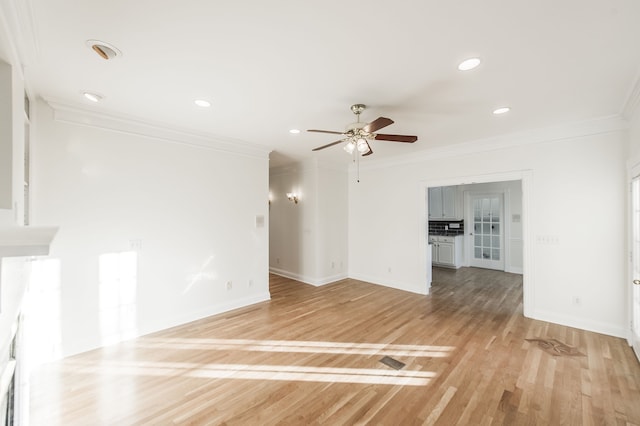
[269,267,347,286]
[532,309,627,339]
[348,273,429,296]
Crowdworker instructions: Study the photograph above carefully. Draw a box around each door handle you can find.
[634,279,640,286]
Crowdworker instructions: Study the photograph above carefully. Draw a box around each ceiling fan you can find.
[308,104,417,157]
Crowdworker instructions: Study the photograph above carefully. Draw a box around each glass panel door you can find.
[470,194,505,270]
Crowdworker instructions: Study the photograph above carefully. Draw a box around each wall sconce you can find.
[286,192,299,204]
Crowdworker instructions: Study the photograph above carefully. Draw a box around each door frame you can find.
[627,160,640,360]
[420,170,533,317]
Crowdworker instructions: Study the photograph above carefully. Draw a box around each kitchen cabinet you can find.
[428,186,457,220]
[429,235,463,268]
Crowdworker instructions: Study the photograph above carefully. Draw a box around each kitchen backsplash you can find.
[428,220,464,236]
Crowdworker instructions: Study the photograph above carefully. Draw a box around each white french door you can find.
[630,175,640,362]
[469,194,505,271]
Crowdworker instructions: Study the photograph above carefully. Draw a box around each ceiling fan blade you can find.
[362,143,373,156]
[363,117,394,133]
[312,139,346,151]
[307,129,345,135]
[374,133,418,143]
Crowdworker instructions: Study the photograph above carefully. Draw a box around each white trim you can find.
[533,309,627,339]
[269,267,347,287]
[418,181,431,294]
[348,272,428,295]
[627,161,640,359]
[44,98,272,159]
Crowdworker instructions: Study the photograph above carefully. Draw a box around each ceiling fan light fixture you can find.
[356,138,369,153]
[344,140,356,154]
[309,103,417,157]
[458,57,481,71]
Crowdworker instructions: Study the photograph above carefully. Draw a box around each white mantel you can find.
[0,226,58,426]
[0,226,58,258]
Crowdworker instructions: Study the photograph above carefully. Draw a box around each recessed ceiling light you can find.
[289,129,301,134]
[194,99,211,108]
[458,57,481,71]
[82,92,103,102]
[86,40,122,60]
[493,107,511,115]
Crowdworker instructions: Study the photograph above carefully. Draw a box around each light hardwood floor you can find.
[30,268,640,425]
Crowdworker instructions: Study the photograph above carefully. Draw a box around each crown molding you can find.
[357,114,628,172]
[622,68,640,120]
[44,97,272,160]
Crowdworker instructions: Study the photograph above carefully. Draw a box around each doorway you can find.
[420,170,532,317]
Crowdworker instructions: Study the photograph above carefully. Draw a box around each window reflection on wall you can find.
[98,251,138,346]
[25,258,62,366]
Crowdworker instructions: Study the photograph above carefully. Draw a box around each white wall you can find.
[269,159,347,285]
[31,101,270,357]
[349,123,628,337]
[316,163,348,282]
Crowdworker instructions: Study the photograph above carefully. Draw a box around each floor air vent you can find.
[379,356,406,370]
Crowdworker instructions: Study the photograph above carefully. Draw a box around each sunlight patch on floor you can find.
[62,359,435,386]
[134,338,455,357]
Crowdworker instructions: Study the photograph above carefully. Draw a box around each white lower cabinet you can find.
[429,235,463,268]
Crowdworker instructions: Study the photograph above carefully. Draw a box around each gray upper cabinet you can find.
[428,186,457,220]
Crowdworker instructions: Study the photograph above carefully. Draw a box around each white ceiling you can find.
[9,0,640,167]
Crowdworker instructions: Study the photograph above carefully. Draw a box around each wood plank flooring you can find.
[29,268,640,425]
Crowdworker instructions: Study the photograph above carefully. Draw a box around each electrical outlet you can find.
[571,296,581,306]
[248,280,253,287]
[536,235,560,245]
[129,239,143,251]
[226,281,233,290]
